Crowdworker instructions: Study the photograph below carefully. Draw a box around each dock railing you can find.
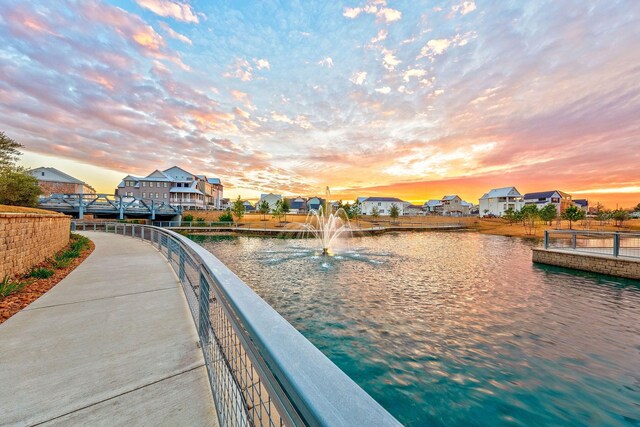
[73,222,400,427]
[544,230,640,259]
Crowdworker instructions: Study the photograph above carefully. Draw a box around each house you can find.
[462,201,476,215]
[115,166,223,210]
[287,197,307,214]
[306,197,326,212]
[573,199,589,212]
[361,197,405,216]
[403,204,425,216]
[478,187,524,217]
[423,199,443,214]
[258,193,282,211]
[220,198,230,210]
[440,195,470,216]
[523,190,572,213]
[242,201,256,212]
[28,167,96,197]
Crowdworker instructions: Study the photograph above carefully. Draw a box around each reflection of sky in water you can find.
[193,232,640,427]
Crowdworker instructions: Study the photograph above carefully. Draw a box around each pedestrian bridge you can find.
[38,193,182,220]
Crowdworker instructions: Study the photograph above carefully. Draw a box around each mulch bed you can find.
[0,237,95,324]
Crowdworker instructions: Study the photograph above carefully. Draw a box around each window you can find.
[163,182,167,188]
[378,202,381,206]
[163,193,167,199]
[41,172,45,176]
[156,193,159,199]
[142,192,146,198]
[142,182,146,187]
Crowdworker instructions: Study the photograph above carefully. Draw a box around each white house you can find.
[573,199,589,213]
[28,167,96,197]
[523,190,572,213]
[479,187,524,217]
[361,197,405,216]
[258,193,282,210]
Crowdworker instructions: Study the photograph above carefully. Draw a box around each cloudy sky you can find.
[1,0,639,207]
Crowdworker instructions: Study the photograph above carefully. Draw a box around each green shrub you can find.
[29,268,54,279]
[183,214,194,222]
[0,276,27,298]
[195,217,206,227]
[70,235,90,252]
[219,211,233,222]
[53,258,73,269]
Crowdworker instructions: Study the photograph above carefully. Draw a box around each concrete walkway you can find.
[0,232,218,426]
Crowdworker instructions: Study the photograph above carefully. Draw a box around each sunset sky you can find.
[1,0,639,207]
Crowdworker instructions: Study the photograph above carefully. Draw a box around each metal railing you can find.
[73,222,400,427]
[544,230,640,258]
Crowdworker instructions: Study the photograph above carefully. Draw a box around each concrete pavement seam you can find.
[23,286,179,312]
[30,363,208,426]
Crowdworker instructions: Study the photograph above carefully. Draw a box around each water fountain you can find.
[303,205,351,255]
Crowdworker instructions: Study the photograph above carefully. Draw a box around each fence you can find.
[544,230,640,259]
[72,222,400,427]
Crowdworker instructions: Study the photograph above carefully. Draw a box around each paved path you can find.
[0,232,218,426]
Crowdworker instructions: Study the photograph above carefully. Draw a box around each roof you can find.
[574,199,588,206]
[169,187,204,194]
[479,187,521,199]
[523,190,569,200]
[363,197,404,203]
[404,204,424,210]
[207,178,221,185]
[424,200,442,207]
[288,199,306,209]
[29,167,85,184]
[442,195,460,201]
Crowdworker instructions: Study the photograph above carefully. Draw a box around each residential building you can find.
[306,197,326,212]
[258,193,282,211]
[523,190,572,213]
[287,197,307,214]
[573,199,589,212]
[115,166,223,210]
[479,187,524,217]
[361,197,405,216]
[403,204,425,216]
[220,198,230,210]
[242,201,256,212]
[440,195,470,216]
[28,167,96,197]
[424,199,443,214]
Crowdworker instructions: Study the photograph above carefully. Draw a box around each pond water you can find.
[191,232,640,426]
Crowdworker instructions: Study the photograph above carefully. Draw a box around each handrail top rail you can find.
[78,222,400,426]
[545,230,640,236]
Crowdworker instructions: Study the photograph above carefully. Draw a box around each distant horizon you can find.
[3,1,639,210]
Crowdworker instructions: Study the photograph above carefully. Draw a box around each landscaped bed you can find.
[0,233,94,324]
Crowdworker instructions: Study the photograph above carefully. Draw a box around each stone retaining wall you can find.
[532,248,640,280]
[0,213,71,278]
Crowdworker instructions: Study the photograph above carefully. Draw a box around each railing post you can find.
[198,272,210,343]
[571,232,577,250]
[71,221,76,231]
[167,237,173,261]
[179,248,185,282]
[613,233,620,257]
[544,230,549,249]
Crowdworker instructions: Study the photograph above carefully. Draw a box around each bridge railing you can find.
[544,230,640,259]
[73,222,400,427]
